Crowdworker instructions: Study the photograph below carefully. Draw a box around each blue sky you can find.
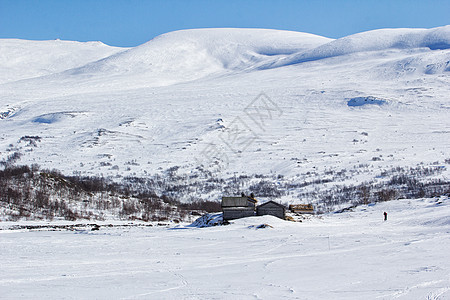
[1,0,449,47]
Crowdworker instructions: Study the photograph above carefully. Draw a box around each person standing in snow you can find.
[384,211,388,221]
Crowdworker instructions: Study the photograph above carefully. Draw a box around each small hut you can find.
[289,204,314,214]
[256,201,285,219]
[221,196,257,220]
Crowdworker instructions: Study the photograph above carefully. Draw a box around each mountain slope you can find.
[0,27,449,205]
[31,28,332,89]
[0,39,125,84]
[268,25,450,68]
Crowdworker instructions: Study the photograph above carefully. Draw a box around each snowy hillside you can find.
[64,28,332,88]
[0,26,449,207]
[0,39,125,84]
[270,26,450,68]
[1,196,449,299]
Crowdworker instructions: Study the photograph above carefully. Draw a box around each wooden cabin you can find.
[257,201,286,219]
[221,196,257,220]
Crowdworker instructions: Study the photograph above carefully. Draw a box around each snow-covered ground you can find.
[1,196,449,299]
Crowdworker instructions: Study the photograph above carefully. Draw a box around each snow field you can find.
[1,197,449,299]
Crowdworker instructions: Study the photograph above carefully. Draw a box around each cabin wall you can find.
[257,205,285,219]
[223,209,255,220]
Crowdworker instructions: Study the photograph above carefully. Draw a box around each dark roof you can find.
[258,200,285,209]
[222,196,257,208]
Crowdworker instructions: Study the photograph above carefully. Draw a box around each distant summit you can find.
[270,25,450,68]
[63,28,332,87]
[1,26,448,88]
[0,39,124,84]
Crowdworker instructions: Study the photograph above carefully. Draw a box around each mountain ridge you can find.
[1,26,449,88]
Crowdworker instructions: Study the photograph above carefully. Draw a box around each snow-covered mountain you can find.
[0,26,449,204]
[64,28,332,88]
[270,26,450,68]
[0,39,125,84]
